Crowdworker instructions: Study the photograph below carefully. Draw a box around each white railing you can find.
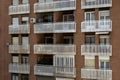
[81,20,112,32]
[9,45,30,53]
[9,24,30,34]
[9,4,30,15]
[55,67,76,77]
[81,44,112,56]
[81,0,112,9]
[34,65,54,76]
[9,63,30,74]
[34,22,76,33]
[34,44,76,55]
[81,68,112,79]
[34,65,76,77]
[34,0,76,13]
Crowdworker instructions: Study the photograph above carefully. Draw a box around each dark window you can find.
[37,13,53,23]
[85,35,95,44]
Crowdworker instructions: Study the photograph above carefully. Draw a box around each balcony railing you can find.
[81,20,112,32]
[9,24,30,34]
[34,65,54,76]
[34,44,76,55]
[81,0,112,9]
[9,63,30,74]
[55,67,76,77]
[81,44,112,56]
[34,22,76,33]
[34,0,76,13]
[9,4,30,15]
[9,45,30,54]
[81,68,112,79]
[34,65,76,77]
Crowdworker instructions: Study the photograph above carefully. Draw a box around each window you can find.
[12,74,18,80]
[85,12,95,20]
[37,13,53,23]
[12,18,19,25]
[22,56,29,64]
[54,55,74,67]
[21,17,29,24]
[12,56,19,63]
[45,37,53,44]
[99,35,110,44]
[63,14,74,22]
[99,57,110,69]
[12,36,19,44]
[85,35,95,44]
[22,0,29,4]
[99,11,110,20]
[37,55,53,65]
[63,36,73,44]
[21,74,29,80]
[22,36,29,44]
[12,0,19,5]
[85,56,95,68]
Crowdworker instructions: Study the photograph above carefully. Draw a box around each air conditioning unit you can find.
[30,18,36,23]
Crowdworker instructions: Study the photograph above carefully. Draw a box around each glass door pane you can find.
[85,12,95,20]
[12,18,19,25]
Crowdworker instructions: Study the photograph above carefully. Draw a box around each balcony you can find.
[9,24,30,34]
[81,0,112,9]
[81,68,112,79]
[81,45,112,56]
[34,0,76,13]
[9,63,30,74]
[9,4,30,15]
[34,44,76,55]
[81,20,112,32]
[9,45,30,54]
[34,22,76,33]
[34,65,76,77]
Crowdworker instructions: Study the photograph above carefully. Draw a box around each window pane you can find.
[12,56,19,63]
[13,0,19,5]
[22,56,29,64]
[85,59,95,68]
[12,18,19,25]
[22,36,29,44]
[12,37,19,44]
[22,0,29,4]
[22,17,29,24]
[100,62,104,68]
[85,35,95,44]
[106,62,110,69]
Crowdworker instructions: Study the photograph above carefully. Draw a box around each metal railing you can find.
[9,4,30,15]
[9,24,30,34]
[34,44,76,55]
[34,65,76,77]
[9,63,30,74]
[81,68,112,79]
[81,44,112,56]
[9,45,30,53]
[81,20,112,32]
[81,0,112,9]
[34,0,76,13]
[34,22,76,33]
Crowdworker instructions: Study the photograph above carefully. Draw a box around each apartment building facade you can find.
[0,0,120,80]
